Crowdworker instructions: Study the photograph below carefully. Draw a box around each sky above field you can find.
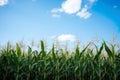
[0,0,120,46]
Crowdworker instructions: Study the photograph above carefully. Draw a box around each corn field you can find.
[0,40,120,80]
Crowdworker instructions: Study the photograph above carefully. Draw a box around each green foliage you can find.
[0,41,120,80]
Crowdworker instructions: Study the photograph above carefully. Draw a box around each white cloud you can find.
[51,8,63,13]
[76,5,91,19]
[61,0,82,14]
[51,0,81,14]
[0,0,8,6]
[51,0,97,19]
[52,14,61,18]
[57,34,76,42]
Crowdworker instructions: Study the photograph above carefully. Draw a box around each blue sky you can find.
[0,0,120,46]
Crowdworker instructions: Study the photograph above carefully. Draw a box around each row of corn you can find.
[0,40,120,80]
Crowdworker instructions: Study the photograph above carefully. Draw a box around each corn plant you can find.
[0,40,120,80]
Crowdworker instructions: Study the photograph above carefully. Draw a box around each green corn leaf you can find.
[52,44,56,62]
[75,45,80,61]
[41,40,44,52]
[94,44,103,60]
[28,46,32,55]
[79,43,90,58]
[103,41,114,59]
[16,43,21,57]
[110,44,115,55]
[41,40,46,57]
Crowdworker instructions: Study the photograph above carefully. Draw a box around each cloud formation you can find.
[51,0,96,19]
[76,5,91,19]
[61,0,81,14]
[0,0,8,6]
[57,34,76,42]
[52,0,81,14]
[52,14,61,18]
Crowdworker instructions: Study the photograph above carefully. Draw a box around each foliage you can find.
[0,41,120,80]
